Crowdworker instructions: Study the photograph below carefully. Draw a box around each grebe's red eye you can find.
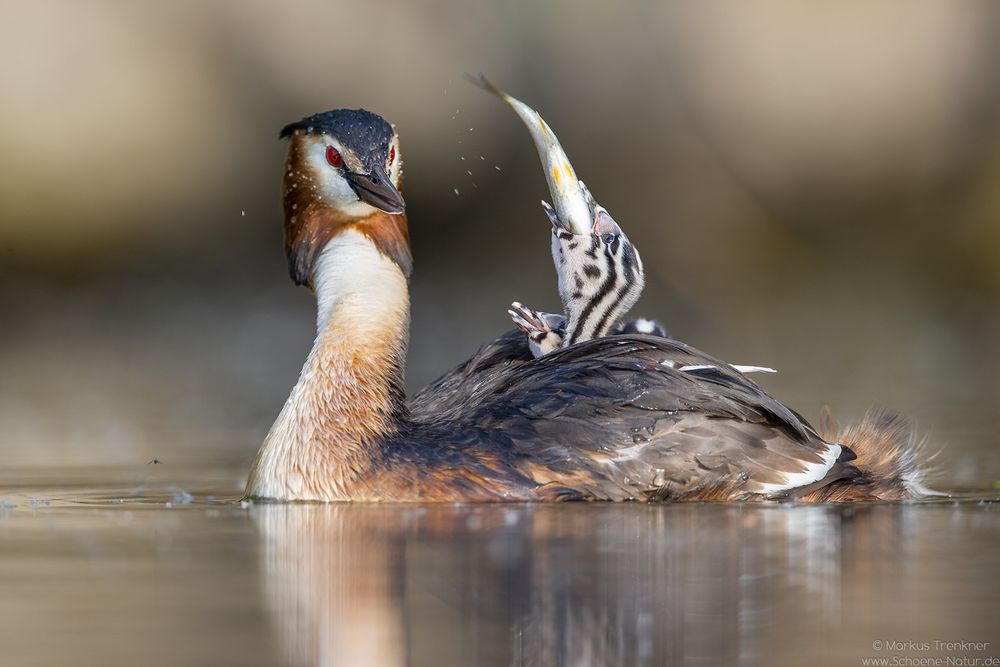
[388,146,395,166]
[325,146,342,167]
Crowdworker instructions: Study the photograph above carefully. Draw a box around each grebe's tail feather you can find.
[806,410,945,501]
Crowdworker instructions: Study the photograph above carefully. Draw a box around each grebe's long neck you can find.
[246,226,410,501]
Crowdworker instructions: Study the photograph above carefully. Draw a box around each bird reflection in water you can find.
[252,504,915,667]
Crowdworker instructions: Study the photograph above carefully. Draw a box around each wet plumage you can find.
[407,329,871,501]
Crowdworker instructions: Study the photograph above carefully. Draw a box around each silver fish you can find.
[468,73,593,235]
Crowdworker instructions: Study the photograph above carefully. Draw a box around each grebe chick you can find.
[508,188,646,355]
[617,318,669,338]
[510,191,772,375]
[247,107,934,503]
[508,303,668,358]
[472,74,657,354]
[507,303,566,357]
[509,303,773,377]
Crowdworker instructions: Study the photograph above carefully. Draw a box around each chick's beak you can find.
[541,200,575,237]
[344,167,405,214]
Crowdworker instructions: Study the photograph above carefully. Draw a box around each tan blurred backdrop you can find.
[1,0,998,487]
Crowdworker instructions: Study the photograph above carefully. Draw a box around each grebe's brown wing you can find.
[405,333,858,501]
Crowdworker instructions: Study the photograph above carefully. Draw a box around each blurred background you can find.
[1,0,998,487]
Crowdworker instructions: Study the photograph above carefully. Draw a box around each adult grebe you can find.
[245,108,933,503]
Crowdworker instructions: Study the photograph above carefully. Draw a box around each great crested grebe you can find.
[245,106,933,503]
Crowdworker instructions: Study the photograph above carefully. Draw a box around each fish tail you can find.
[464,72,504,99]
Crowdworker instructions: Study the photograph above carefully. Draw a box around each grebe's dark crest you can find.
[246,108,936,503]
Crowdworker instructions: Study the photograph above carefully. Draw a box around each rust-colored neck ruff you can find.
[246,226,411,501]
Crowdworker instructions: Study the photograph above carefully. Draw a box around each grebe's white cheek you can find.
[302,136,378,217]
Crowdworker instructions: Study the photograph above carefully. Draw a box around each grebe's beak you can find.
[344,166,405,214]
[468,72,593,235]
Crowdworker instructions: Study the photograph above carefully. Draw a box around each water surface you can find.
[1,467,997,667]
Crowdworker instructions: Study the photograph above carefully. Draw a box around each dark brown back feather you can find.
[404,332,867,501]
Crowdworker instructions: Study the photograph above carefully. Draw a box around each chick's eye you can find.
[602,233,616,244]
[388,146,395,166]
[325,146,342,167]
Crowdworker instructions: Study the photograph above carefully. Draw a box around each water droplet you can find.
[241,210,245,217]
[453,188,460,196]
[494,165,501,171]
[480,156,485,160]
[466,170,472,176]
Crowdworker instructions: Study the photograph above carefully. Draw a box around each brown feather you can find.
[803,410,931,501]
